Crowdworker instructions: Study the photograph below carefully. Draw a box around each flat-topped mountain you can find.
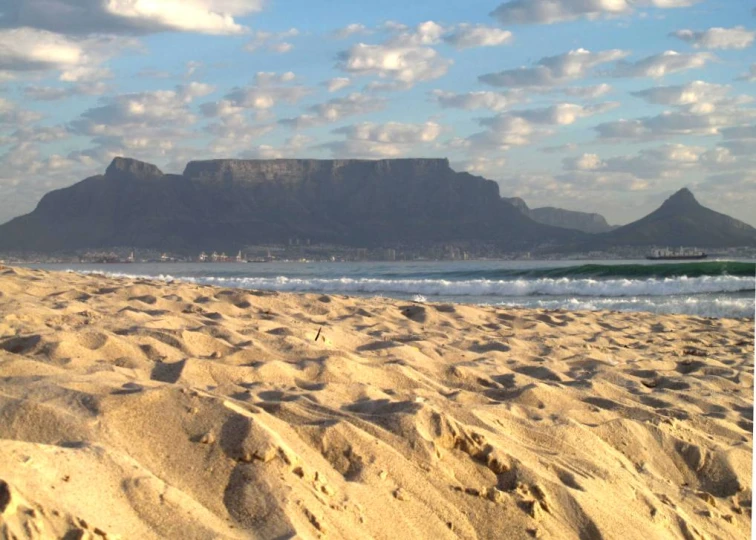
[503,197,616,234]
[0,157,581,253]
[589,188,756,248]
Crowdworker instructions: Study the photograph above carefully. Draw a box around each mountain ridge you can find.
[0,157,581,253]
[1,159,754,254]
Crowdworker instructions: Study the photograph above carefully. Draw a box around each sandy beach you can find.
[0,265,752,539]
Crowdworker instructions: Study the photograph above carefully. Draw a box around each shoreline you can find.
[0,265,753,538]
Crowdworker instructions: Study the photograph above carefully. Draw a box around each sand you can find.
[0,265,752,539]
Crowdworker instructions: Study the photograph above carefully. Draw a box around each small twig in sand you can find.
[315,326,322,341]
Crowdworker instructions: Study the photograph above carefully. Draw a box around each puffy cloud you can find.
[631,80,730,106]
[333,23,371,39]
[337,21,452,88]
[563,153,604,171]
[581,144,706,179]
[325,77,352,92]
[595,112,725,140]
[0,97,44,126]
[561,83,612,98]
[671,26,755,50]
[325,121,442,158]
[254,71,297,86]
[204,121,277,156]
[611,51,713,78]
[244,29,299,54]
[23,82,111,101]
[443,24,512,49]
[203,82,310,115]
[0,27,124,81]
[597,82,756,141]
[239,135,314,160]
[280,93,387,129]
[1,0,263,36]
[490,0,695,25]
[514,102,618,125]
[334,121,442,143]
[479,48,628,88]
[467,102,616,151]
[455,156,507,177]
[430,89,525,112]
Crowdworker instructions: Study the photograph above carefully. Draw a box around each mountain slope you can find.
[0,157,582,253]
[591,188,756,248]
[502,197,615,234]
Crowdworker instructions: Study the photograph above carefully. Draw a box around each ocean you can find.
[30,259,756,319]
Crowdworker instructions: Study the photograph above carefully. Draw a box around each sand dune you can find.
[0,265,752,539]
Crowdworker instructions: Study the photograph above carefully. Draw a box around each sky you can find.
[0,0,755,227]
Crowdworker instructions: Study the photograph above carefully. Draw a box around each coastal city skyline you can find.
[1,0,755,227]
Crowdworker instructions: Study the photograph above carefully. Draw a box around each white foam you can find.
[73,270,755,318]
[496,296,755,319]
[82,272,753,297]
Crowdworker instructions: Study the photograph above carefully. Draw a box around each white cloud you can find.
[0,97,44,126]
[244,29,300,54]
[443,24,513,49]
[490,0,696,25]
[465,102,616,152]
[631,80,730,105]
[24,81,111,101]
[0,27,124,82]
[514,102,618,125]
[337,21,452,88]
[430,89,525,112]
[671,26,755,50]
[325,77,352,92]
[562,83,612,98]
[239,134,314,159]
[204,83,310,114]
[333,23,371,39]
[254,71,297,86]
[281,93,387,129]
[597,81,756,141]
[611,50,713,78]
[1,0,264,36]
[563,153,604,171]
[565,144,706,180]
[325,121,442,158]
[479,48,628,88]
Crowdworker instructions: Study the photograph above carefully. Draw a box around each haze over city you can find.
[0,0,754,227]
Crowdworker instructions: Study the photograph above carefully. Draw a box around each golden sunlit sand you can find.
[0,265,752,539]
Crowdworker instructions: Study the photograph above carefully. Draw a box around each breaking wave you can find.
[77,272,754,298]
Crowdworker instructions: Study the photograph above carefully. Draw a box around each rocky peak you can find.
[503,197,529,213]
[659,188,701,212]
[105,157,164,180]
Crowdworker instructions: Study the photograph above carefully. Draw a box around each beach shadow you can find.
[513,365,562,382]
[0,334,41,354]
[150,359,186,383]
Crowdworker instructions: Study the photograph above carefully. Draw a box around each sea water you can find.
[30,259,756,319]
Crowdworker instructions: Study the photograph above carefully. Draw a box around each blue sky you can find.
[1,0,755,226]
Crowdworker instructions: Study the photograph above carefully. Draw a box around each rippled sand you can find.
[0,265,752,539]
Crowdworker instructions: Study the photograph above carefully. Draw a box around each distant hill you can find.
[503,197,616,234]
[0,157,582,253]
[589,188,756,249]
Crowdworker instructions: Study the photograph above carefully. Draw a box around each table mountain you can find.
[589,188,756,248]
[0,157,582,253]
